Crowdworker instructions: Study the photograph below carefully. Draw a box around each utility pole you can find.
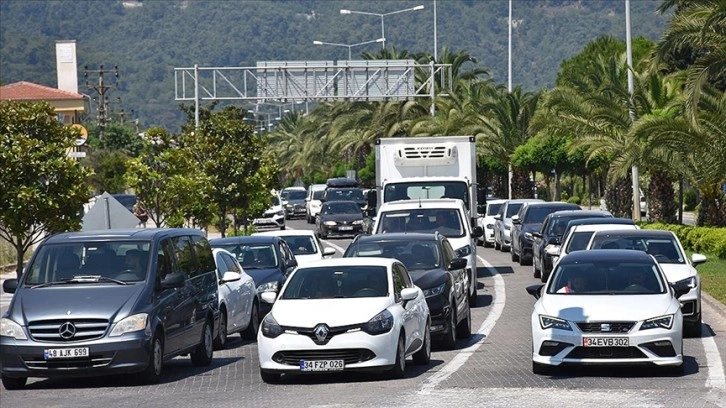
[84,65,119,140]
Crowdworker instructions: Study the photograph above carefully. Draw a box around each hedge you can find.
[640,222,726,259]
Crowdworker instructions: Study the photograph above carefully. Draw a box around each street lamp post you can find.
[313,38,385,60]
[340,5,424,51]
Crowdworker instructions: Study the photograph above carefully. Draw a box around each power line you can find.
[84,64,119,139]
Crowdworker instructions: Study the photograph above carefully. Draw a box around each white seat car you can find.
[586,229,706,336]
[257,257,431,382]
[477,199,506,247]
[526,249,688,374]
[253,229,336,267]
[212,248,260,349]
[371,198,483,306]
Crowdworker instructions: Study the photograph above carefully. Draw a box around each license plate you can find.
[339,226,353,231]
[299,359,344,372]
[582,337,629,347]
[44,347,89,359]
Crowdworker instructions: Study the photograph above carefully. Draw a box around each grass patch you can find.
[691,252,726,305]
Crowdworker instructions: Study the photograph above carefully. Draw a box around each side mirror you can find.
[260,292,277,304]
[160,272,185,289]
[545,246,561,257]
[526,284,545,300]
[322,247,336,257]
[448,258,468,271]
[493,214,502,221]
[3,279,18,294]
[221,271,241,283]
[400,287,418,301]
[511,214,521,224]
[691,253,707,266]
[532,231,542,239]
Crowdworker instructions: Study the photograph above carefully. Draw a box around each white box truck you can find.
[375,136,478,227]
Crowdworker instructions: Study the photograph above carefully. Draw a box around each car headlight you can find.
[423,283,446,298]
[362,309,394,335]
[640,315,674,330]
[261,314,284,338]
[276,210,285,216]
[352,220,363,225]
[674,276,697,289]
[455,245,472,258]
[539,315,572,331]
[0,318,27,340]
[110,313,148,337]
[324,221,337,226]
[257,281,279,294]
[486,223,494,229]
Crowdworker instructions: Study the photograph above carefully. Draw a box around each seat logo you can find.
[600,323,611,332]
[59,322,76,339]
[314,324,329,343]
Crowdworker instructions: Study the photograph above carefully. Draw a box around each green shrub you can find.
[567,196,581,205]
[684,189,698,211]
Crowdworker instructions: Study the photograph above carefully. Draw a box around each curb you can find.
[702,291,726,320]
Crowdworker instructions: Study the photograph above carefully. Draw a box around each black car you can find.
[315,200,365,239]
[209,235,298,317]
[280,187,307,219]
[531,210,613,282]
[1,228,219,389]
[322,187,367,210]
[510,202,580,266]
[343,232,471,350]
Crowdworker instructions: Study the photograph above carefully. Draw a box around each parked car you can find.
[371,198,483,306]
[211,248,260,349]
[209,235,298,318]
[586,229,706,336]
[548,218,638,268]
[253,229,336,267]
[252,192,286,230]
[257,257,431,382]
[493,199,543,252]
[281,186,307,220]
[305,184,327,224]
[343,232,471,349]
[477,198,506,247]
[531,210,612,282]
[0,228,219,389]
[510,202,580,266]
[526,249,688,375]
[315,200,365,239]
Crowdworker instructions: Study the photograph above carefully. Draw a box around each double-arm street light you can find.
[313,38,385,60]
[340,5,424,51]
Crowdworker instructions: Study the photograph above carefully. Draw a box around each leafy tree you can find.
[0,101,93,278]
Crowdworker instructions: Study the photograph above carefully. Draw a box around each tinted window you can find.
[222,253,240,273]
[283,190,307,200]
[172,236,196,277]
[487,203,503,216]
[565,231,595,253]
[525,207,560,223]
[281,265,388,299]
[156,239,175,281]
[286,235,318,255]
[312,190,324,200]
[377,209,464,238]
[191,235,215,273]
[324,202,361,214]
[505,203,523,218]
[547,261,666,295]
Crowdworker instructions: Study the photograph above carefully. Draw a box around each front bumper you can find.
[253,214,285,229]
[1,330,151,379]
[321,224,363,237]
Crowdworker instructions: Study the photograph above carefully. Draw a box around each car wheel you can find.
[190,319,214,366]
[388,333,406,379]
[412,323,431,365]
[684,314,702,338]
[511,245,519,262]
[494,235,501,251]
[320,229,328,239]
[540,270,549,283]
[1,376,27,390]
[213,309,228,350]
[279,225,285,230]
[140,331,164,384]
[241,301,260,340]
[440,304,457,350]
[456,299,472,339]
[533,258,541,279]
[260,369,281,383]
[469,273,478,307]
[532,361,552,375]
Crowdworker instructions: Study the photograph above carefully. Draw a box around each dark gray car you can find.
[0,228,219,389]
[315,200,365,239]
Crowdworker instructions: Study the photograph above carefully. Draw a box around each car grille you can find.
[272,349,375,366]
[576,322,634,333]
[22,353,114,370]
[567,347,647,359]
[285,323,361,345]
[28,319,110,342]
[641,341,677,357]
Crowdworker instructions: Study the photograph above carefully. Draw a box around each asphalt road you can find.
[1,218,724,408]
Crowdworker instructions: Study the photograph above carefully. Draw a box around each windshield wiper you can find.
[30,275,128,288]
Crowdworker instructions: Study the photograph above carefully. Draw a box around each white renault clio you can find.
[526,249,688,375]
[257,258,430,382]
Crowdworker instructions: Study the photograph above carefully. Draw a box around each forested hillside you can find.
[0,0,668,131]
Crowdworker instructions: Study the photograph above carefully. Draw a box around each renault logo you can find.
[59,322,76,339]
[314,324,329,343]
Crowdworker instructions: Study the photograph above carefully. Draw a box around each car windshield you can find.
[547,260,667,295]
[283,190,306,200]
[326,188,364,201]
[281,265,389,299]
[506,203,523,218]
[377,209,464,238]
[524,207,558,223]
[589,236,685,264]
[324,202,361,214]
[346,240,441,271]
[23,241,151,285]
[312,190,324,200]
[285,236,318,256]
[564,231,596,253]
[271,196,280,206]
[487,203,503,216]
[211,243,279,269]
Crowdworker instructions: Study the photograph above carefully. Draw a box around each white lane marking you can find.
[418,254,505,395]
[703,322,726,389]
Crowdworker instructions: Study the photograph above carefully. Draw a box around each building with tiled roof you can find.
[0,81,85,125]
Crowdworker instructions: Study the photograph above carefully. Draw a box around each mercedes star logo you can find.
[59,321,76,339]
[314,324,329,343]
